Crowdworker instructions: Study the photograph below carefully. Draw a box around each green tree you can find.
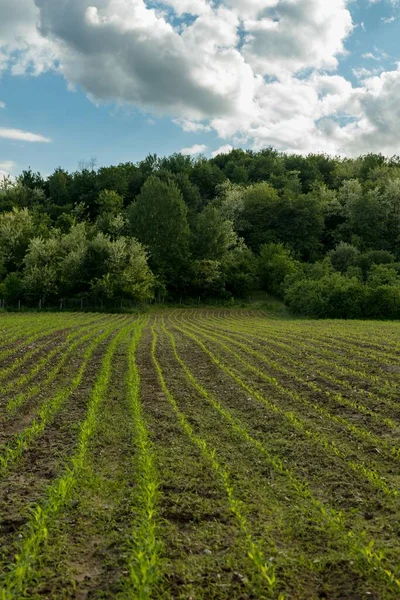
[357,250,395,278]
[0,208,36,271]
[345,185,387,250]
[192,206,237,261]
[48,168,71,209]
[367,264,400,288]
[95,190,126,237]
[190,159,226,203]
[91,237,154,302]
[329,242,360,273]
[22,236,61,301]
[189,260,225,298]
[241,183,280,251]
[221,244,258,298]
[258,243,299,297]
[128,176,190,291]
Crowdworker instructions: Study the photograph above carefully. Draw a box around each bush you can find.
[258,243,299,297]
[357,250,395,279]
[367,264,400,288]
[365,285,400,319]
[0,272,24,302]
[284,272,366,318]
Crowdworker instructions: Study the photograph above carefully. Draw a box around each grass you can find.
[0,309,399,598]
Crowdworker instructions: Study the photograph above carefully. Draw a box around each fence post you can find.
[18,299,21,310]
[39,299,42,310]
[81,297,83,311]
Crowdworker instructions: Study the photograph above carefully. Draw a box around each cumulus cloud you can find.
[180,143,207,155]
[211,144,234,157]
[25,0,353,130]
[0,160,16,178]
[241,0,353,77]
[340,68,400,156]
[160,0,211,17]
[353,66,384,80]
[0,0,56,74]
[1,0,400,156]
[0,128,51,142]
[32,0,252,121]
[173,119,212,133]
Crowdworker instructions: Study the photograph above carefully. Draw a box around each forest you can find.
[1,148,400,318]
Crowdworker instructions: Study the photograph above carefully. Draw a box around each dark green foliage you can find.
[241,183,324,259]
[1,147,400,316]
[258,243,299,297]
[190,159,226,203]
[357,250,395,278]
[0,272,24,301]
[329,243,360,273]
[284,273,367,319]
[128,176,190,291]
[222,245,258,298]
[191,206,236,261]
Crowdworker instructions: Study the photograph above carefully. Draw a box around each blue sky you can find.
[1,0,400,177]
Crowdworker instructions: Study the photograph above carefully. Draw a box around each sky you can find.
[1,0,400,178]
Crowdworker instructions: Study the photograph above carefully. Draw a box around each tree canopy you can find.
[1,148,400,316]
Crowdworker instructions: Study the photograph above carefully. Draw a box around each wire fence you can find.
[0,294,247,313]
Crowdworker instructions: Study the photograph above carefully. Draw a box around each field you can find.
[0,310,400,600]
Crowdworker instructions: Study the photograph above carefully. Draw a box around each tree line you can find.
[1,148,400,317]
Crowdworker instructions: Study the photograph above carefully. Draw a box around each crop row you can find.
[192,313,400,415]
[158,317,400,594]
[170,317,398,500]
[199,313,400,396]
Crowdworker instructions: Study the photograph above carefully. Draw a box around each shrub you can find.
[357,250,395,279]
[365,285,400,319]
[258,243,299,297]
[284,272,366,318]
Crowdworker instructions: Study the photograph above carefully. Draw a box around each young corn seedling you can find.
[151,324,278,599]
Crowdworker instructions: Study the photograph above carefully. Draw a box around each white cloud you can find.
[160,0,211,17]
[24,0,352,124]
[0,160,16,178]
[0,160,16,170]
[339,67,400,156]
[0,128,51,142]
[0,101,5,109]
[241,0,353,77]
[361,48,390,62]
[1,0,400,157]
[382,15,396,23]
[362,52,379,60]
[180,143,207,155]
[173,119,212,133]
[353,66,384,80]
[0,0,57,75]
[211,144,233,157]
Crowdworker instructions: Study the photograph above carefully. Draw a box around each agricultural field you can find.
[0,310,400,600]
